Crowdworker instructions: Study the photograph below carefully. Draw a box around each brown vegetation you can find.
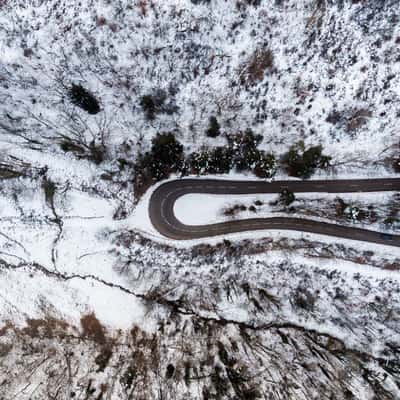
[138,0,148,16]
[393,157,400,172]
[80,312,107,344]
[346,108,372,132]
[96,15,107,26]
[239,48,274,86]
[22,317,69,339]
[1,312,398,399]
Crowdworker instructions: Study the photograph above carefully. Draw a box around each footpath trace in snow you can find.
[149,178,400,246]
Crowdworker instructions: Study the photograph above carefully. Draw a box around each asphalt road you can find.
[149,178,400,247]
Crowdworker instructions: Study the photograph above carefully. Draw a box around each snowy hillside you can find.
[0,0,399,399]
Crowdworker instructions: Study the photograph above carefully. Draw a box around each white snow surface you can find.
[174,191,397,225]
[0,4,398,393]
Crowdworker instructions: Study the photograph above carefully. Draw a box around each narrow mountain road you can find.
[149,178,400,247]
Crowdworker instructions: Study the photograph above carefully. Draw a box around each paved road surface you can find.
[149,178,400,247]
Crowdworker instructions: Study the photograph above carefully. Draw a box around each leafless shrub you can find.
[306,0,327,28]
[384,262,400,271]
[60,137,106,164]
[109,22,119,32]
[334,197,347,216]
[96,15,107,27]
[346,108,372,132]
[0,304,398,399]
[0,164,23,179]
[80,313,107,345]
[22,317,69,339]
[292,287,316,311]
[223,203,247,217]
[239,48,274,86]
[27,103,110,164]
[0,342,12,357]
[117,231,399,271]
[235,0,261,11]
[392,157,400,172]
[95,344,114,372]
[0,156,39,180]
[42,177,56,208]
[137,0,148,16]
[0,321,13,336]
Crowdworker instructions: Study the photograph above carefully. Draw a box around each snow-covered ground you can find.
[0,0,399,398]
[174,191,397,225]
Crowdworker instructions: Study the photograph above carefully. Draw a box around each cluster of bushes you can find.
[228,130,276,178]
[282,141,331,178]
[140,89,179,120]
[326,108,372,134]
[188,130,276,177]
[133,132,333,199]
[383,216,399,227]
[223,202,260,217]
[68,83,100,115]
[134,130,276,197]
[134,133,184,196]
[279,189,296,206]
[335,198,400,229]
[334,197,377,222]
[188,147,232,175]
